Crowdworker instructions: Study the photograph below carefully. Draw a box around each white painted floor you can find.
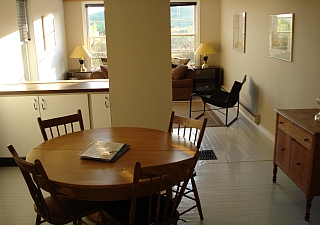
[1,110,320,224]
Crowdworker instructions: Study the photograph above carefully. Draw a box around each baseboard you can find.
[0,157,21,167]
[240,102,261,124]
[239,107,274,143]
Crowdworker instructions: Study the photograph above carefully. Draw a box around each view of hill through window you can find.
[86,4,195,68]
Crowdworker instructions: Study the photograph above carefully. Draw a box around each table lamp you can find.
[194,42,216,69]
[70,46,92,72]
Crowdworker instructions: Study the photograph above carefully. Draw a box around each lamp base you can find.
[201,61,208,69]
[79,64,87,72]
[79,58,87,72]
[201,55,209,69]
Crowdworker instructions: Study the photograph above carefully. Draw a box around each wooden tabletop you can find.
[26,127,197,201]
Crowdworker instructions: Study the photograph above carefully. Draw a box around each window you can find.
[170,2,197,64]
[85,4,106,69]
[16,0,31,81]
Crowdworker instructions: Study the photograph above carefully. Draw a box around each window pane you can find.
[86,5,107,68]
[171,6,194,35]
[171,36,194,51]
[170,4,196,64]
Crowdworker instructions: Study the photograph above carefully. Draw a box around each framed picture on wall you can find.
[233,12,246,53]
[269,13,294,61]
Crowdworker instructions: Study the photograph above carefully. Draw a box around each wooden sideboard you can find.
[273,109,320,221]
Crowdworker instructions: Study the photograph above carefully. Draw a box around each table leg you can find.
[305,198,313,221]
[272,164,277,183]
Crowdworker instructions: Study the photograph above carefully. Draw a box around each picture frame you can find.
[233,12,246,53]
[269,13,294,61]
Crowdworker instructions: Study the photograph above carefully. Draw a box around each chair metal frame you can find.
[168,111,207,220]
[190,75,247,127]
[37,109,84,141]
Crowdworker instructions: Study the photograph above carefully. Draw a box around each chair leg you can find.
[190,94,206,119]
[226,101,240,127]
[36,215,42,225]
[190,176,204,220]
[99,210,107,225]
[225,108,229,126]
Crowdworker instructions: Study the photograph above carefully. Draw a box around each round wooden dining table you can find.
[26,127,197,201]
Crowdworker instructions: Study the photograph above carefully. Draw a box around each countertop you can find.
[0,79,109,96]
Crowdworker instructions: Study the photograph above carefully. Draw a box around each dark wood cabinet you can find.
[192,66,221,94]
[273,109,320,221]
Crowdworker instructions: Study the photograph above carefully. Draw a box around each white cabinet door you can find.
[38,94,90,130]
[0,96,43,157]
[0,94,90,158]
[90,93,111,128]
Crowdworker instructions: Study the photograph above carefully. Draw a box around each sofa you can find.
[90,63,196,101]
[172,64,196,101]
[90,65,108,79]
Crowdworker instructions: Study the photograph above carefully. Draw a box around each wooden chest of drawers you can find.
[273,109,320,221]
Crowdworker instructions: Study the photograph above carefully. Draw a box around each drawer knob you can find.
[304,138,309,142]
[296,162,301,165]
[279,121,283,124]
[280,148,284,151]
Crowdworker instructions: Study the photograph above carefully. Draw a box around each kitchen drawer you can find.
[278,115,313,150]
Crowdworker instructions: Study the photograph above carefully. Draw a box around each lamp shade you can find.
[70,45,92,59]
[194,42,216,55]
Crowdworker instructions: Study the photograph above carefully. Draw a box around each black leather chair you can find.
[190,75,247,126]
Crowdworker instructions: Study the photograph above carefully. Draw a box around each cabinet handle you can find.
[279,121,283,124]
[304,138,309,142]
[296,162,301,165]
[33,99,38,110]
[41,99,45,110]
[104,96,109,108]
[280,148,284,151]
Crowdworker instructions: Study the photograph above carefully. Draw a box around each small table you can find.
[26,127,196,201]
[67,69,93,80]
[193,66,222,94]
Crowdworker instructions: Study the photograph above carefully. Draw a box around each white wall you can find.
[0,0,68,84]
[220,0,320,137]
[197,0,221,67]
[63,1,93,71]
[28,0,68,81]
[0,0,25,84]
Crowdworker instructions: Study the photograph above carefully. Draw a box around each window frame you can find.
[170,1,199,65]
[85,3,107,69]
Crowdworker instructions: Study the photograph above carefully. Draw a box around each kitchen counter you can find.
[0,79,109,96]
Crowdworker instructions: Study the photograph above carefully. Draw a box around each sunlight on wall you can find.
[0,31,25,84]
[33,15,57,81]
[38,50,57,81]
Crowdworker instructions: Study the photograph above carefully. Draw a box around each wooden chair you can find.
[190,75,247,126]
[168,111,207,220]
[37,109,84,141]
[103,151,199,225]
[7,144,106,225]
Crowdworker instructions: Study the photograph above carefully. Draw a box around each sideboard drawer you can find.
[278,115,313,150]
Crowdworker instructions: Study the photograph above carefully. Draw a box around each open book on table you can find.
[79,140,130,162]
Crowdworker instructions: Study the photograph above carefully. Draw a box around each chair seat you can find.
[200,89,234,108]
[36,196,105,224]
[103,194,179,225]
[190,75,247,126]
